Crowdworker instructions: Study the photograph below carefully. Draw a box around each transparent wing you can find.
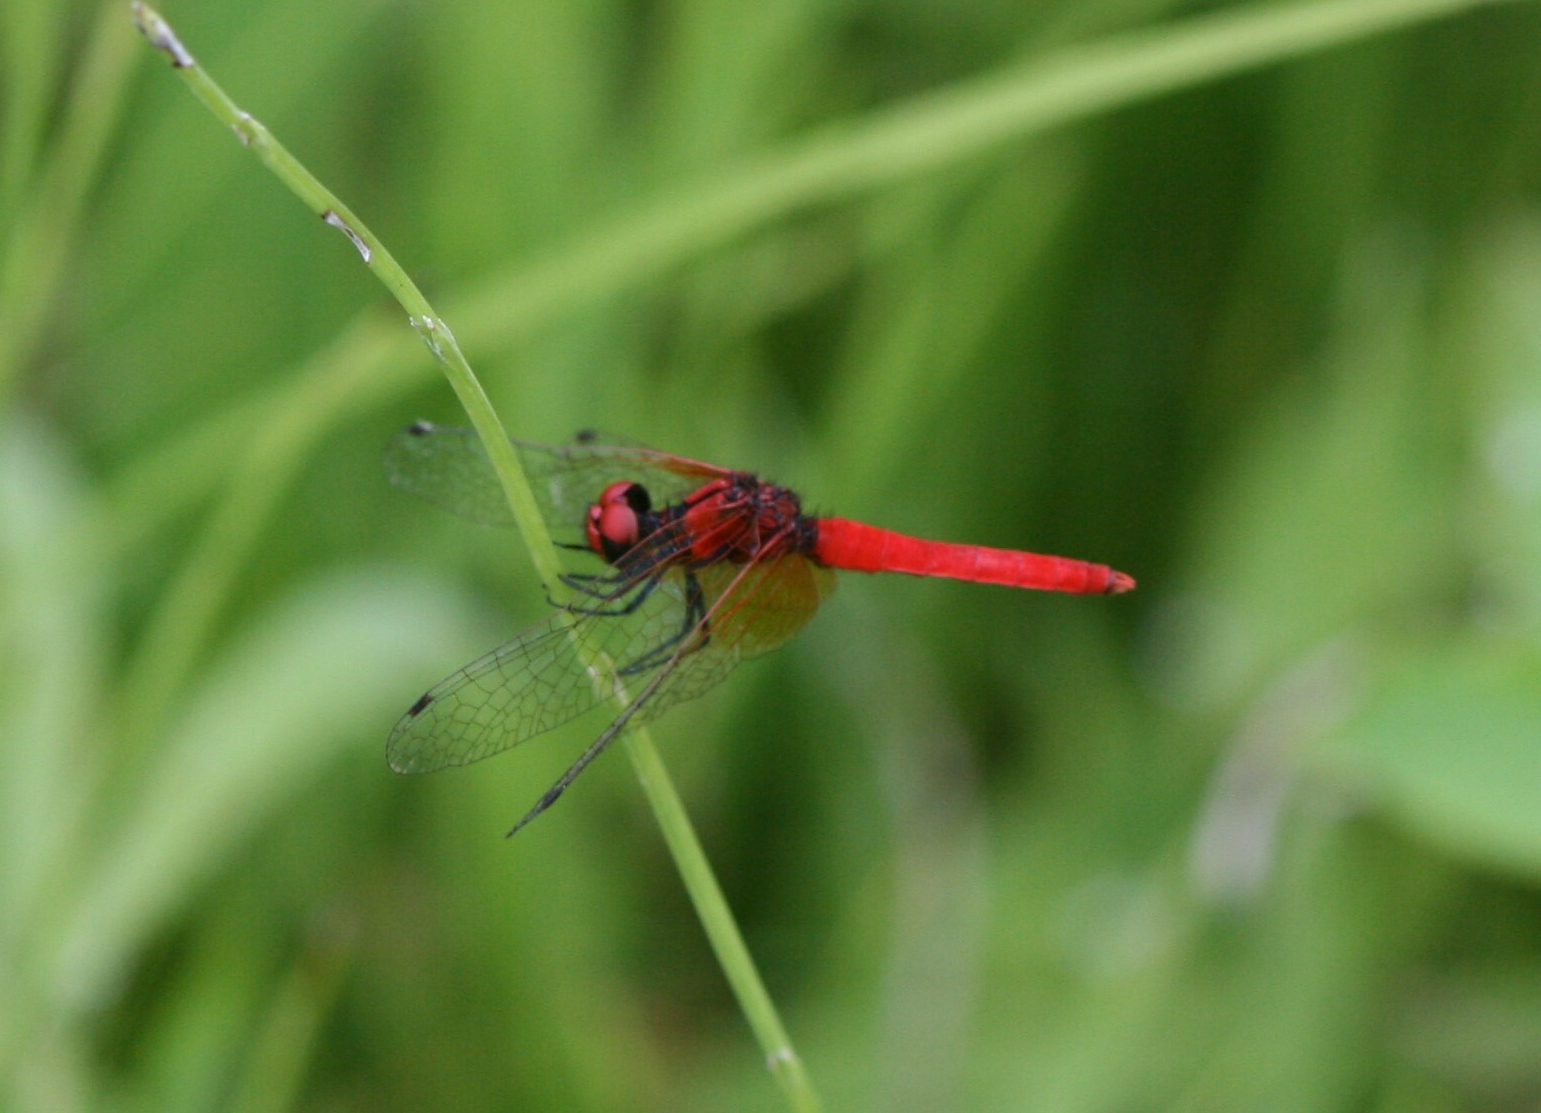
[382,422,728,539]
[616,550,836,723]
[388,570,696,773]
[386,545,835,775]
[498,548,837,833]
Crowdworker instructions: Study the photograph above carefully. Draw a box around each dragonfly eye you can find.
[586,480,650,562]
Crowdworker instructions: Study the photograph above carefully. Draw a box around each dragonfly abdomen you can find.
[810,517,1133,595]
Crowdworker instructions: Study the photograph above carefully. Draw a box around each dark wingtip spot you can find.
[407,692,434,716]
[574,428,598,444]
[406,420,434,436]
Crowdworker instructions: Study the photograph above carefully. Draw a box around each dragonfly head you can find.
[586,480,652,563]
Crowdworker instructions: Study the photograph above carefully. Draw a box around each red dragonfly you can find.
[385,422,1134,833]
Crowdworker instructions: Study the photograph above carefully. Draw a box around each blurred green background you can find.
[6,0,1541,1109]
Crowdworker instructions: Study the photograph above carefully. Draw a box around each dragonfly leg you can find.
[558,570,622,596]
[619,573,708,675]
[560,571,665,618]
[547,570,621,609]
[505,646,676,836]
[506,704,627,835]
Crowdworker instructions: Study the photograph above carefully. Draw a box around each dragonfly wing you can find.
[710,552,836,660]
[383,423,727,539]
[388,611,603,773]
[498,553,834,832]
[383,422,515,527]
[388,568,708,773]
[391,550,832,774]
[616,552,835,726]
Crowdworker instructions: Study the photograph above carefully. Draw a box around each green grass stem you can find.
[129,6,823,1109]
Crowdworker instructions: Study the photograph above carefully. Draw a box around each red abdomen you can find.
[810,518,1134,595]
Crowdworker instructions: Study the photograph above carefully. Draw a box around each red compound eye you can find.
[585,481,648,562]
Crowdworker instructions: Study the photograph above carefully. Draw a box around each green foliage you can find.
[5,0,1541,1110]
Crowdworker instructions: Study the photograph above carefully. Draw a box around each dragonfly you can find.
[384,422,1135,834]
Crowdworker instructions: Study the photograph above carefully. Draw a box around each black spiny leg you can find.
[544,571,621,610]
[620,571,708,675]
[557,570,667,618]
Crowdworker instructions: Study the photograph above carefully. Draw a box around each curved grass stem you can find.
[129,6,822,1109]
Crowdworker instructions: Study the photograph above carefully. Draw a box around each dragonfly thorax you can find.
[679,475,808,564]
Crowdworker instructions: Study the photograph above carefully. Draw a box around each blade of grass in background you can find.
[0,1,140,405]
